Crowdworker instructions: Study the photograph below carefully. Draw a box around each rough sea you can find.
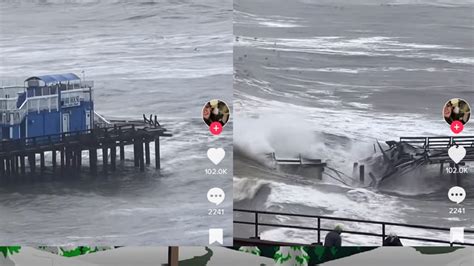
[234,0,474,245]
[0,0,233,245]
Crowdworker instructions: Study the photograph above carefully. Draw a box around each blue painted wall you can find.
[27,111,61,138]
[2,99,93,140]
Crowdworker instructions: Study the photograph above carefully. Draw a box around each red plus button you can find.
[451,120,464,134]
[209,122,223,135]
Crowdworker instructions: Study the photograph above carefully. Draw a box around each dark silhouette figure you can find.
[324,225,342,247]
[383,234,403,246]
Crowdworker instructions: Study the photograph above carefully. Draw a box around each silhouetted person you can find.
[324,225,342,247]
[383,233,403,246]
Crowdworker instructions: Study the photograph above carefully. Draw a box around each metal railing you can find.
[0,95,58,125]
[24,95,59,113]
[0,109,27,125]
[0,86,25,98]
[234,209,474,246]
[400,136,474,150]
[0,88,93,125]
[0,98,18,110]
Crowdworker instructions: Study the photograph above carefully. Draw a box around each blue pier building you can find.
[0,73,94,140]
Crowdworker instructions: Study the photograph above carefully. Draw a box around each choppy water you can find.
[234,0,474,245]
[0,0,233,245]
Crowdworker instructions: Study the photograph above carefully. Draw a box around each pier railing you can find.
[0,124,161,154]
[400,136,474,150]
[234,209,474,246]
[1,86,25,98]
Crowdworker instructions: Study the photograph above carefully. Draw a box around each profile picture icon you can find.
[202,99,230,127]
[443,98,471,125]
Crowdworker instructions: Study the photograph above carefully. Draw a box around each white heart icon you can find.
[448,145,466,164]
[207,148,225,165]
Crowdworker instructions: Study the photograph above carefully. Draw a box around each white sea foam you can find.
[258,21,302,28]
[235,35,474,65]
[234,177,271,201]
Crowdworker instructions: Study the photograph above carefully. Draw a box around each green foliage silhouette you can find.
[0,246,21,258]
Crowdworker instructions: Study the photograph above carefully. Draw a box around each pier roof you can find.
[25,73,80,84]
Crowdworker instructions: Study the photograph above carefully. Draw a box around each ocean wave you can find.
[296,0,474,7]
[234,177,271,201]
[262,65,452,73]
[235,35,474,65]
[234,9,304,28]
[258,21,303,28]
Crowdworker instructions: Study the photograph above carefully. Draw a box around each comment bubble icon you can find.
[207,187,225,206]
[448,186,466,204]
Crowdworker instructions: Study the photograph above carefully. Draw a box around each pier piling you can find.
[0,124,171,179]
[133,140,139,167]
[72,151,77,169]
[52,150,57,171]
[60,149,65,172]
[89,149,97,173]
[139,138,145,172]
[155,137,160,169]
[77,149,82,168]
[20,156,25,175]
[111,145,116,171]
[40,152,45,172]
[119,141,125,161]
[28,153,35,174]
[145,140,150,165]
[359,165,365,183]
[6,157,11,177]
[102,147,108,173]
[0,158,5,177]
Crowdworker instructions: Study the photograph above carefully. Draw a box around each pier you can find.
[380,136,474,186]
[0,121,171,178]
[270,152,327,180]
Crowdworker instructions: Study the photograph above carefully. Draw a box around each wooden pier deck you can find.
[0,122,171,178]
[270,152,327,180]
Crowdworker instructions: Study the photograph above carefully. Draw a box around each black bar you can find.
[102,147,108,173]
[255,212,259,238]
[111,145,116,171]
[52,150,57,171]
[120,141,125,161]
[77,149,82,168]
[145,140,150,165]
[40,152,45,172]
[382,223,386,244]
[13,156,18,175]
[20,156,25,175]
[89,149,97,173]
[5,157,11,177]
[28,153,35,174]
[10,156,15,176]
[0,158,5,177]
[72,151,77,169]
[317,217,321,244]
[133,141,139,167]
[65,149,71,169]
[60,149,65,172]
